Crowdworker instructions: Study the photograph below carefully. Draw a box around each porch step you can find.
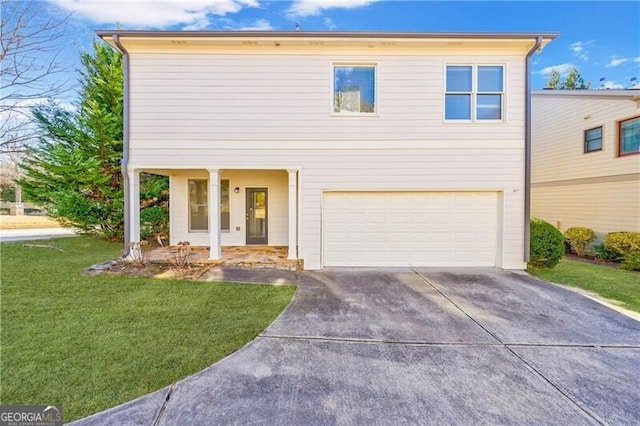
[204,259,302,272]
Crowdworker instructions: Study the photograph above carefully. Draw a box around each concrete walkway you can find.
[72,268,640,425]
[0,227,77,242]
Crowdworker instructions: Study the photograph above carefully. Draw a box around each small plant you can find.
[604,231,640,271]
[169,241,193,269]
[564,227,596,257]
[529,218,565,269]
[126,241,150,267]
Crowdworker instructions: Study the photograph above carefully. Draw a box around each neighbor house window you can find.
[333,65,376,114]
[445,64,504,121]
[584,126,603,153]
[188,179,230,231]
[619,116,640,156]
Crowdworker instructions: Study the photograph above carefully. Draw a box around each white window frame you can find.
[444,63,505,123]
[331,62,378,116]
[188,179,208,233]
[188,178,231,233]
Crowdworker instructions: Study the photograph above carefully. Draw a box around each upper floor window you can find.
[619,116,640,156]
[333,65,376,114]
[584,126,603,153]
[445,65,504,121]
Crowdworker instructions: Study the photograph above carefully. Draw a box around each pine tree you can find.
[19,41,168,241]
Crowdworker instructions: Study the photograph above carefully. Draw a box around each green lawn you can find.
[0,236,295,422]
[529,258,640,313]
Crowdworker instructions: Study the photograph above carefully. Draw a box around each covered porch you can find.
[125,167,299,263]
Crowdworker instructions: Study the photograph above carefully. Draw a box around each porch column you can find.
[287,169,298,260]
[128,169,140,244]
[208,168,221,260]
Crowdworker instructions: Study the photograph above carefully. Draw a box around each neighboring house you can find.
[532,90,640,237]
[98,31,555,270]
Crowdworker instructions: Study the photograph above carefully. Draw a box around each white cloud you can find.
[324,17,337,30]
[49,0,259,29]
[569,41,591,60]
[535,63,575,76]
[634,57,640,62]
[606,57,629,68]
[238,19,273,30]
[601,80,624,89]
[287,0,378,17]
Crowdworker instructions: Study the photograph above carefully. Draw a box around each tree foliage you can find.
[545,69,561,89]
[19,42,168,241]
[545,66,590,89]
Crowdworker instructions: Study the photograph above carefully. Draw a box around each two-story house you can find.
[98,31,555,270]
[532,90,640,237]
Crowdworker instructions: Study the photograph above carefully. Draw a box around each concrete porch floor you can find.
[147,245,300,271]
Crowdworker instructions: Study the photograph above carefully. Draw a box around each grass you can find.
[528,258,640,313]
[0,236,295,422]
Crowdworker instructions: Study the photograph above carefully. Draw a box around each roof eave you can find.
[96,29,558,41]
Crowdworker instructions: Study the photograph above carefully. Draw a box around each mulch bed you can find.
[85,259,207,280]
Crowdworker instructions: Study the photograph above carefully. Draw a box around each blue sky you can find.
[29,0,640,95]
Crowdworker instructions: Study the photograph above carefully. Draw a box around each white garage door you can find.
[323,191,499,267]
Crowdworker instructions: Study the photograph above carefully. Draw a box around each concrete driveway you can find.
[74,268,640,425]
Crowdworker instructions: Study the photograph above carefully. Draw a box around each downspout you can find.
[112,34,131,256]
[524,36,543,263]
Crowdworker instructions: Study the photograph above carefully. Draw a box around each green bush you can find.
[604,232,640,271]
[529,218,565,269]
[564,227,596,257]
[140,205,169,242]
[594,243,624,262]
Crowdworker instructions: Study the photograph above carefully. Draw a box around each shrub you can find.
[604,232,640,271]
[529,218,565,269]
[564,227,596,257]
[140,205,169,243]
[594,243,624,262]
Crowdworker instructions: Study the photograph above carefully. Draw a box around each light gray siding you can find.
[129,50,529,269]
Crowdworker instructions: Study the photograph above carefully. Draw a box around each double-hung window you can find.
[188,179,230,232]
[333,64,376,114]
[445,64,504,121]
[619,116,640,156]
[584,126,603,153]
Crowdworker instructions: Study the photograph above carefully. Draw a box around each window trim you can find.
[187,178,231,233]
[584,125,603,154]
[618,115,640,157]
[331,62,378,116]
[220,179,230,232]
[444,63,506,123]
[188,179,208,233]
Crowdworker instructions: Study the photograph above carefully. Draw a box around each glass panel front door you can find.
[246,188,268,244]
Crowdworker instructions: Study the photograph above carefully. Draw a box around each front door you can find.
[246,188,268,245]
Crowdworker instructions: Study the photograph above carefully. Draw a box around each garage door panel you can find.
[323,192,498,267]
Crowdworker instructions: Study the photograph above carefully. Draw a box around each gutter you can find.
[95,29,559,40]
[524,36,543,263]
[111,34,131,256]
